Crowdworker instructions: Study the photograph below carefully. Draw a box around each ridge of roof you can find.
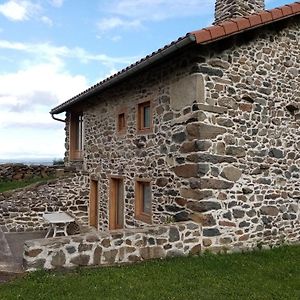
[51,1,300,115]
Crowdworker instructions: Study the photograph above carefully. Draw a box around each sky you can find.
[0,0,290,160]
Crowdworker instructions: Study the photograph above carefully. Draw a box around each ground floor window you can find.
[135,179,152,224]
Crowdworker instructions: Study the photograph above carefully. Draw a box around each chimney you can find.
[214,0,265,24]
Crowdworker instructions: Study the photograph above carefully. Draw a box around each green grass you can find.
[0,176,56,193]
[0,245,299,300]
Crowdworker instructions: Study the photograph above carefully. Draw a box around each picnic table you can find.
[43,212,75,238]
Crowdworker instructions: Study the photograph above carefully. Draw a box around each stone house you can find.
[51,0,300,250]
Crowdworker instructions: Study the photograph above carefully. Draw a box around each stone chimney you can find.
[214,0,265,24]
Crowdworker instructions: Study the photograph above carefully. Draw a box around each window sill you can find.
[135,213,152,224]
[136,128,153,135]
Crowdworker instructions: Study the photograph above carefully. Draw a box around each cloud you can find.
[98,0,213,32]
[49,0,64,8]
[40,15,53,26]
[0,0,40,22]
[0,39,139,66]
[97,17,142,33]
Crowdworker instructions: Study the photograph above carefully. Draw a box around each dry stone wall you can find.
[0,172,89,232]
[0,164,65,181]
[65,18,299,251]
[23,222,202,271]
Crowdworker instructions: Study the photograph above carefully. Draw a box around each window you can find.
[135,179,152,223]
[116,108,127,134]
[137,101,152,133]
[117,113,126,133]
[109,177,124,230]
[70,112,84,160]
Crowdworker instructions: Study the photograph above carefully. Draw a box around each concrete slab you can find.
[0,230,46,274]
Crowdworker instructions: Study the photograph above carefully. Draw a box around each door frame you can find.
[89,178,99,230]
[109,175,125,230]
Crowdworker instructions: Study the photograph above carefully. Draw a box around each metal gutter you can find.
[50,34,196,115]
[51,113,65,123]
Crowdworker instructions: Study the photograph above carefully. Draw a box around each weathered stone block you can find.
[186,123,227,140]
[173,164,198,178]
[187,153,237,164]
[93,246,102,265]
[187,201,221,213]
[180,188,213,200]
[156,177,168,187]
[51,250,66,267]
[190,213,216,226]
[173,164,209,178]
[140,247,166,260]
[269,148,284,159]
[169,227,180,242]
[220,166,242,182]
[70,254,90,266]
[190,244,202,255]
[170,74,205,110]
[26,248,43,257]
[203,228,221,237]
[260,206,279,216]
[180,140,212,153]
[103,249,118,264]
[225,146,246,158]
[199,178,234,190]
[174,211,190,222]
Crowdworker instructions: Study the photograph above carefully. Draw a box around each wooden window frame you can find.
[135,178,152,224]
[109,175,125,230]
[69,112,84,161]
[116,107,128,135]
[136,100,153,134]
[89,178,99,230]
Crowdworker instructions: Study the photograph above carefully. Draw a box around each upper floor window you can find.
[70,112,84,160]
[116,108,127,135]
[137,100,152,134]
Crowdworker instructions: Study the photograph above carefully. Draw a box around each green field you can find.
[0,245,299,300]
[0,177,55,193]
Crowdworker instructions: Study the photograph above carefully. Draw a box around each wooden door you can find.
[89,179,98,229]
[109,177,124,230]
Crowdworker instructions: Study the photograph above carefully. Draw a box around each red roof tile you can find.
[192,1,300,44]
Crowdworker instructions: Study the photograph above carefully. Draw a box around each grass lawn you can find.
[0,177,55,193]
[0,245,299,300]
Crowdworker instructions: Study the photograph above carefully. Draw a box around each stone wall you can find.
[0,172,90,232]
[63,18,300,251]
[0,164,66,181]
[23,222,202,271]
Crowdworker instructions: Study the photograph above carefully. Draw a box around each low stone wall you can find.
[0,172,89,232]
[23,222,202,271]
[0,163,68,181]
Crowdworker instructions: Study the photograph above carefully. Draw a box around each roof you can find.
[51,1,300,115]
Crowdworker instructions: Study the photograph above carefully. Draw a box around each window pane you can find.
[75,115,84,151]
[118,113,125,131]
[143,183,151,214]
[143,105,150,128]
[116,180,124,227]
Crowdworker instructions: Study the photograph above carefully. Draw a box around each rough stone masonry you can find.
[62,15,300,253]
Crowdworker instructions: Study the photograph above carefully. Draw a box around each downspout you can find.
[51,113,66,123]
